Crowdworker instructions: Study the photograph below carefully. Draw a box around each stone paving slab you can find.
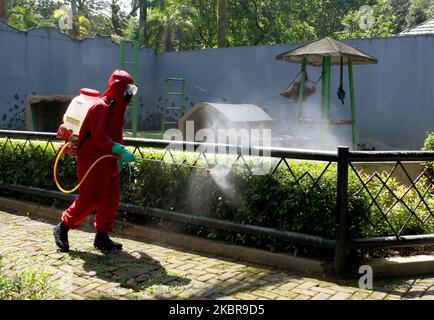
[0,210,434,300]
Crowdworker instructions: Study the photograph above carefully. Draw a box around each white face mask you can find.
[125,84,138,96]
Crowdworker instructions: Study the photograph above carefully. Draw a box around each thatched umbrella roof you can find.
[276,37,377,66]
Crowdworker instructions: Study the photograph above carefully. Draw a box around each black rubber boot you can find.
[53,222,70,252]
[94,232,123,252]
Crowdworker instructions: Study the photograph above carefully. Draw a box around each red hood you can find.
[103,70,134,110]
[102,70,135,140]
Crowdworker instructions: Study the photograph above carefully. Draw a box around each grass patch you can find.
[123,130,164,140]
[0,258,60,300]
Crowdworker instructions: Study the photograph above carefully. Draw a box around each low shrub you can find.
[1,138,433,253]
[355,172,434,237]
[422,131,434,151]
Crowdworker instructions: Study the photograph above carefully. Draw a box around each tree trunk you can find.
[217,0,227,48]
[139,0,148,46]
[111,0,123,36]
[161,15,173,52]
[68,0,80,38]
[0,0,7,20]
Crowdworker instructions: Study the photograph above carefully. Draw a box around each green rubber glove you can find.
[112,143,136,163]
[118,159,125,171]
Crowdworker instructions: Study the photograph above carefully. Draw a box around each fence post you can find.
[335,146,349,275]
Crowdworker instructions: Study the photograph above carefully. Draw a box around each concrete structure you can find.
[1,20,434,149]
[178,102,273,140]
[400,18,434,36]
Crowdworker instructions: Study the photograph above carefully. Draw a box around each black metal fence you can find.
[1,130,434,275]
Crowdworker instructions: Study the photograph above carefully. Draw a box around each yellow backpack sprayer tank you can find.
[54,88,120,194]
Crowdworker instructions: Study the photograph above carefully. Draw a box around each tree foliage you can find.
[3,0,434,50]
[406,0,434,28]
[338,0,397,39]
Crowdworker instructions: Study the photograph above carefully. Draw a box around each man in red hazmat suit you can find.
[53,70,137,252]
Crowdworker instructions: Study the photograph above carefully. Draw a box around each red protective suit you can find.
[61,70,134,233]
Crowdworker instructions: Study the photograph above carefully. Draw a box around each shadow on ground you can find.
[68,250,190,294]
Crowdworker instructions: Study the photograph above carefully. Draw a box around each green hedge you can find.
[1,139,434,253]
[422,131,434,151]
[120,158,370,240]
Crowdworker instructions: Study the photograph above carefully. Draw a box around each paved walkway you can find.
[0,209,434,300]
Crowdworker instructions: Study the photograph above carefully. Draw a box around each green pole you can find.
[132,40,139,138]
[348,58,357,150]
[296,58,307,125]
[326,57,332,121]
[181,79,185,116]
[119,39,125,70]
[162,79,167,133]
